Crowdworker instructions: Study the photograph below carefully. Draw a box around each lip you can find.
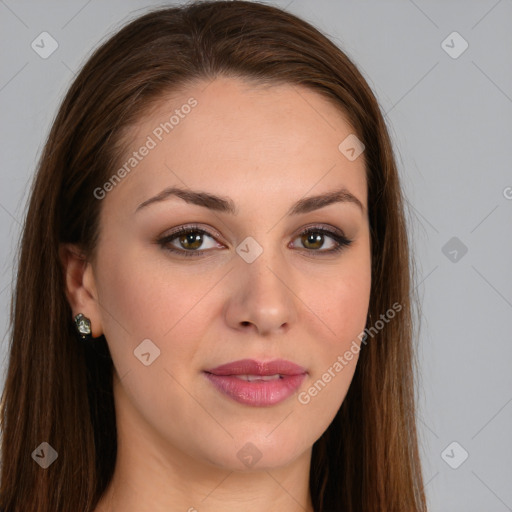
[204,359,308,407]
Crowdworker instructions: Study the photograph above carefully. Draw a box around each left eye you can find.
[292,229,342,251]
[157,225,352,257]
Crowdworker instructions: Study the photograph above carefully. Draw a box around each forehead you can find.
[104,75,367,215]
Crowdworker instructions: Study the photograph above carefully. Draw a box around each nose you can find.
[223,249,298,336]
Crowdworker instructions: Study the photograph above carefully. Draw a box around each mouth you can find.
[230,374,284,381]
[203,359,307,407]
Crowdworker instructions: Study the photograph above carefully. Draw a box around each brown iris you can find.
[178,232,203,250]
[301,231,324,250]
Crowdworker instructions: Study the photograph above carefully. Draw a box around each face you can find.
[79,76,371,471]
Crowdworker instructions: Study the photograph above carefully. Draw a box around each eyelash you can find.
[156,223,353,258]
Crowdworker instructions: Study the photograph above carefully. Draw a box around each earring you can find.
[74,313,92,340]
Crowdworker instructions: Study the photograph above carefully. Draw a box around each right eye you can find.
[156,225,224,257]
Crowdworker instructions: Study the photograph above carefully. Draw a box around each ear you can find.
[59,243,103,338]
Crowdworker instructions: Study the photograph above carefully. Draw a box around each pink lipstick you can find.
[204,359,307,407]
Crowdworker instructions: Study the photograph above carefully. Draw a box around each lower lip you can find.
[204,372,307,406]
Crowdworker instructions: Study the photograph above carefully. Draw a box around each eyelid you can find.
[293,222,347,239]
[158,222,347,244]
[159,223,227,245]
[156,222,352,256]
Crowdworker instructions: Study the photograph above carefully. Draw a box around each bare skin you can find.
[60,75,371,512]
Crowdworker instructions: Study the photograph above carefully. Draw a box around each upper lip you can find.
[205,358,307,376]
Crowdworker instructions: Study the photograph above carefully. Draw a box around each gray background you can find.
[1,1,511,510]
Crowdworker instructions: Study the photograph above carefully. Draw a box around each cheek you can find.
[308,275,369,381]
[94,246,223,379]
[299,248,371,402]
[96,247,212,333]
[301,251,371,347]
[296,270,370,433]
[331,273,371,339]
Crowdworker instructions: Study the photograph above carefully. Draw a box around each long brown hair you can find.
[0,1,427,510]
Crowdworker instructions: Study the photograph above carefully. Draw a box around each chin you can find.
[196,429,313,472]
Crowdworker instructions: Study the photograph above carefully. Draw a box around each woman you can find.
[0,1,427,510]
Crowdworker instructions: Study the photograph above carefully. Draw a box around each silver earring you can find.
[74,313,92,340]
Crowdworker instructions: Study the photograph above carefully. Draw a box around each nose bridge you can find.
[239,240,288,302]
[243,248,285,298]
[226,236,298,334]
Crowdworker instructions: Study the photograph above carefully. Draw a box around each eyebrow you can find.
[135,185,365,216]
